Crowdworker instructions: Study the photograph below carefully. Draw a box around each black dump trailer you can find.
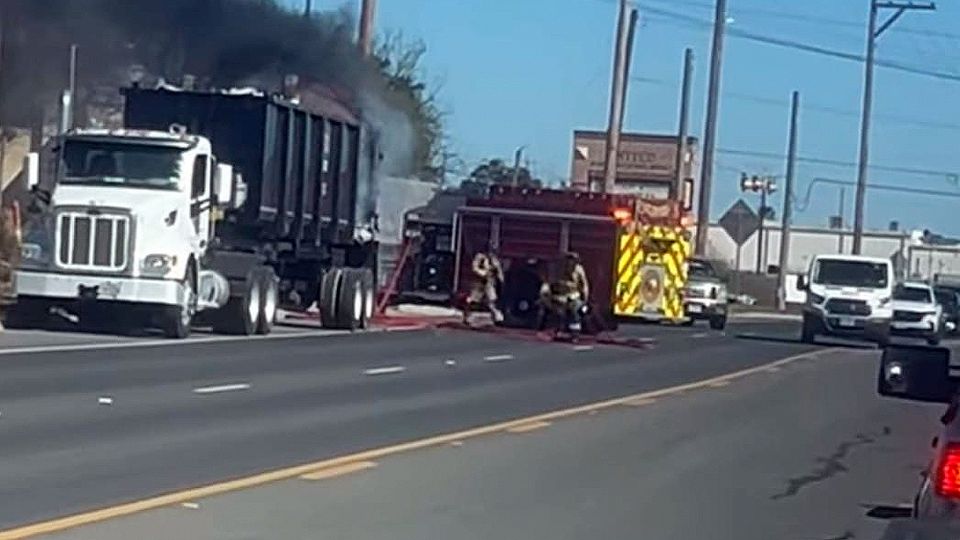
[123,87,380,329]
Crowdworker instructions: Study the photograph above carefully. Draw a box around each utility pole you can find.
[776,91,800,311]
[60,45,78,134]
[838,187,846,253]
[511,145,526,187]
[618,8,639,132]
[695,0,728,255]
[304,0,312,17]
[851,0,935,254]
[674,48,694,201]
[358,0,377,57]
[602,0,630,193]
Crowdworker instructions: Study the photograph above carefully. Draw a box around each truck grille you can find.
[894,310,925,322]
[56,212,129,271]
[825,298,871,316]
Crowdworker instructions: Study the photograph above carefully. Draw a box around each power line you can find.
[717,148,959,183]
[639,5,960,84]
[632,76,960,132]
[641,0,960,41]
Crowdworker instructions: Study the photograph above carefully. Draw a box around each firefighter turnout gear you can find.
[465,251,504,323]
[538,253,590,334]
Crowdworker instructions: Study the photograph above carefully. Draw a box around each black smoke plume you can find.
[0,0,420,176]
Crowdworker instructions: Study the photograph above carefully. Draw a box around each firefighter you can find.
[538,251,590,333]
[464,248,504,324]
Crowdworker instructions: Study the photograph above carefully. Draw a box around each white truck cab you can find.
[13,127,271,338]
[798,254,893,345]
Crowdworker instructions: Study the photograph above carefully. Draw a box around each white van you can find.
[797,254,893,345]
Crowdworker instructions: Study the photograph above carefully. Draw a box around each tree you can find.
[465,158,542,188]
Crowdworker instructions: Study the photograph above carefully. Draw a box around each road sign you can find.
[719,199,759,246]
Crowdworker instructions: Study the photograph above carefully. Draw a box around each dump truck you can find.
[452,186,692,331]
[10,85,379,337]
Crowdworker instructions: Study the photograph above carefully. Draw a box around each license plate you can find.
[687,304,702,314]
[838,316,856,327]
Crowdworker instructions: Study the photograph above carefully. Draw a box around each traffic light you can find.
[740,173,776,194]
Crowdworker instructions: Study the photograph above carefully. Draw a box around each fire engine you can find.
[452,186,692,331]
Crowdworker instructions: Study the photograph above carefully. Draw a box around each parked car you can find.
[934,286,960,334]
[891,282,944,346]
[682,258,728,330]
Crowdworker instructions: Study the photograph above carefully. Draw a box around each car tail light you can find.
[936,443,960,498]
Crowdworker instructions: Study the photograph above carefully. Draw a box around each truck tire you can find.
[319,268,343,329]
[336,269,364,331]
[709,313,727,331]
[357,268,375,329]
[256,266,279,335]
[161,267,197,339]
[800,313,817,344]
[213,272,260,336]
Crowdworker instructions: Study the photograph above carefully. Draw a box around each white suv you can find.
[798,254,893,345]
[891,281,943,346]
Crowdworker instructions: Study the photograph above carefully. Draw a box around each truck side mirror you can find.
[878,344,956,404]
[797,275,808,291]
[214,163,233,206]
[24,152,40,190]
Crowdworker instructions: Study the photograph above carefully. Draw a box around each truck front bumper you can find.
[684,299,726,320]
[805,306,890,341]
[16,270,183,307]
[890,319,939,338]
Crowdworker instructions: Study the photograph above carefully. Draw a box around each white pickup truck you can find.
[797,254,893,346]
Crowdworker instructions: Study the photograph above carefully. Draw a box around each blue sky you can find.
[302,0,960,234]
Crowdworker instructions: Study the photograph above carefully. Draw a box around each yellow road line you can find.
[0,347,834,539]
[299,461,377,481]
[505,421,552,434]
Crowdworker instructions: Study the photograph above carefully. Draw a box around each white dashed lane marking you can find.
[362,366,407,376]
[193,383,251,395]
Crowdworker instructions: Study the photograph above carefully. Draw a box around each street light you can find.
[740,173,777,273]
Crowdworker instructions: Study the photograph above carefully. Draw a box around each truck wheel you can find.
[256,267,278,335]
[800,314,817,344]
[319,268,343,329]
[336,269,364,331]
[357,268,375,329]
[162,269,197,339]
[709,314,727,331]
[213,272,260,335]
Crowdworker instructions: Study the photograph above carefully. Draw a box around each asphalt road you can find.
[42,343,942,540]
[0,317,826,534]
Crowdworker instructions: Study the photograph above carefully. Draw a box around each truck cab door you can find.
[189,154,212,253]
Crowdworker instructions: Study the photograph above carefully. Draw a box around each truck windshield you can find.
[895,286,933,303]
[60,140,182,190]
[813,259,889,288]
[688,261,716,279]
